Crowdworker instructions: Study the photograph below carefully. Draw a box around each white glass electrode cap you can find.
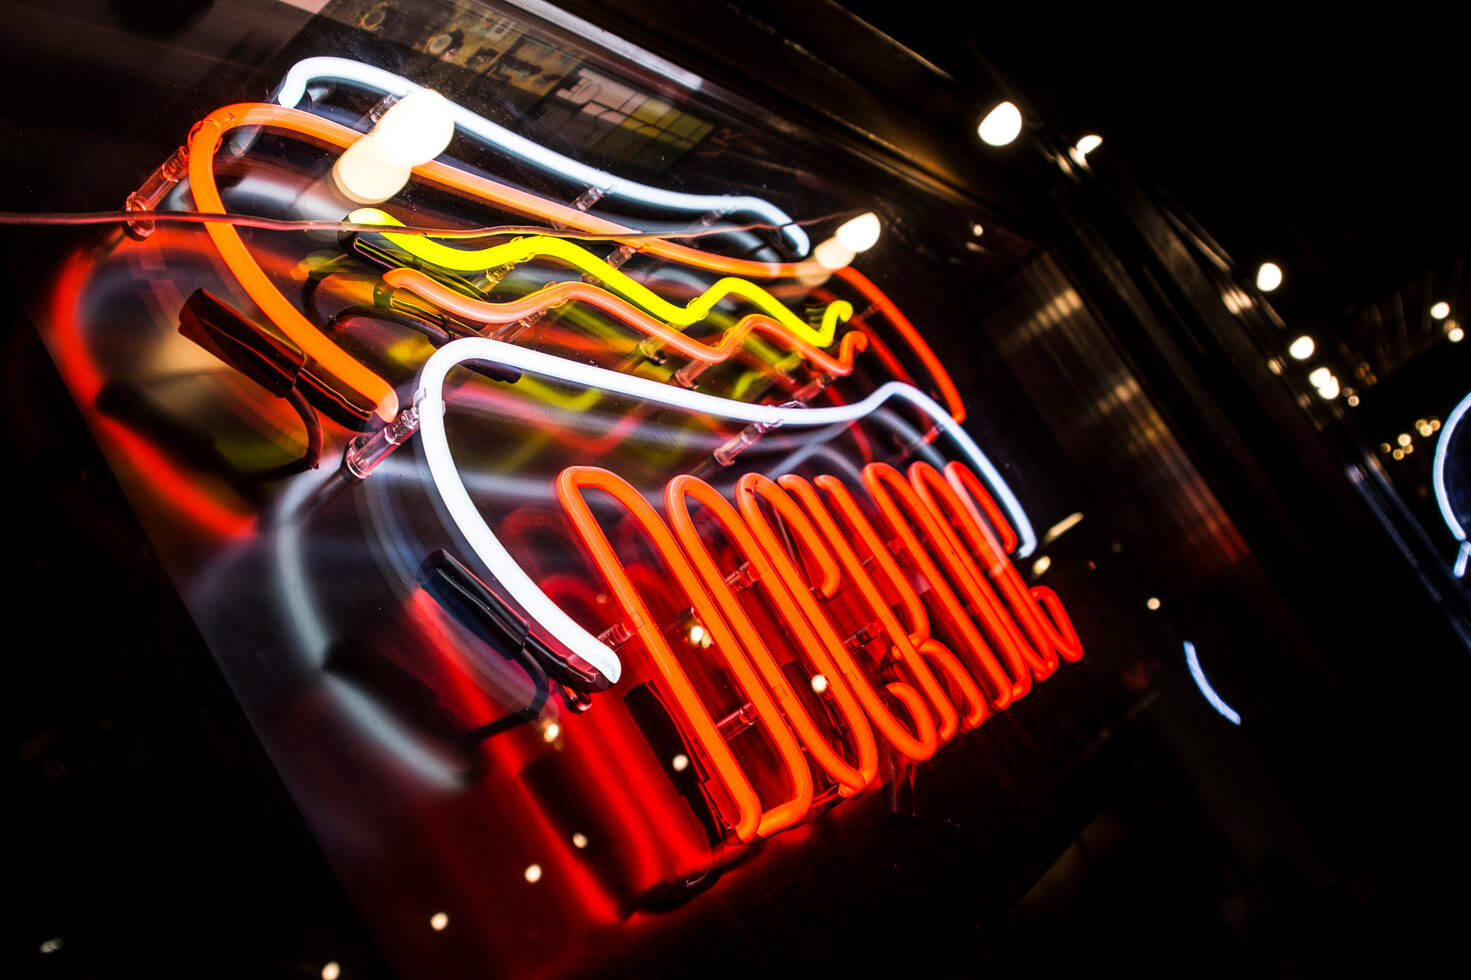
[835,213,882,252]
[372,89,456,165]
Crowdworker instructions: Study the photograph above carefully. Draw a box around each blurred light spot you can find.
[836,213,881,252]
[572,832,589,849]
[373,90,456,165]
[1347,395,1360,406]
[1379,442,1391,453]
[1398,433,1412,447]
[333,137,412,204]
[1031,555,1051,576]
[1146,597,1161,611]
[1450,326,1464,343]
[810,674,829,694]
[1267,357,1283,375]
[1317,377,1340,399]
[1419,422,1434,437]
[1403,443,1414,455]
[322,963,341,980]
[542,722,560,743]
[524,864,542,883]
[39,938,62,954]
[1256,262,1283,292]
[1043,511,1085,544]
[813,237,855,270]
[971,223,985,236]
[1431,419,1441,431]
[1431,301,1450,320]
[1184,640,1241,725]
[671,753,690,772]
[1071,133,1103,164]
[1308,367,1332,388]
[1288,335,1315,359]
[978,101,1023,146]
[688,624,706,645]
[1392,449,1404,460]
[430,912,448,931]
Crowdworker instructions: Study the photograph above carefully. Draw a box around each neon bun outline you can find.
[413,337,1039,683]
[272,57,811,255]
[1433,389,1471,577]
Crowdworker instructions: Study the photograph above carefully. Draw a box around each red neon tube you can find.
[736,473,938,762]
[861,462,1026,706]
[664,475,876,797]
[556,466,766,842]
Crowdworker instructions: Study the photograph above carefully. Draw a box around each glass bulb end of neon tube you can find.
[342,404,421,481]
[835,213,882,252]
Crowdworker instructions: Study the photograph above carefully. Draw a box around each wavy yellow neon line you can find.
[350,209,847,348]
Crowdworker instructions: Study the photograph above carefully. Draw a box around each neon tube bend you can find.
[1432,390,1471,577]
[413,337,1037,683]
[272,57,810,255]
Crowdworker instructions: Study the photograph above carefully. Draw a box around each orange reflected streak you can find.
[862,462,1024,706]
[381,268,868,376]
[941,462,1084,664]
[665,476,876,797]
[557,466,769,843]
[737,474,937,762]
[779,474,965,741]
[908,462,1057,679]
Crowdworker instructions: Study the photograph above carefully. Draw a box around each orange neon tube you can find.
[943,461,1084,662]
[861,462,1025,706]
[664,474,876,797]
[380,268,869,376]
[907,462,1058,679]
[778,474,976,738]
[557,466,808,841]
[803,474,989,729]
[736,474,938,763]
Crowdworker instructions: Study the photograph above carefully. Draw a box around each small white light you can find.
[1431,301,1450,320]
[430,912,449,931]
[1255,262,1283,292]
[572,832,588,849]
[542,722,560,743]
[1288,335,1315,360]
[524,864,542,883]
[1031,555,1051,576]
[1307,367,1332,388]
[671,753,690,772]
[810,674,829,694]
[971,223,985,236]
[688,624,705,645]
[372,89,456,166]
[322,963,341,980]
[1073,134,1103,160]
[1450,326,1465,343]
[39,938,62,954]
[1146,597,1161,611]
[835,213,881,252]
[813,237,855,270]
[977,101,1023,146]
[1317,377,1339,399]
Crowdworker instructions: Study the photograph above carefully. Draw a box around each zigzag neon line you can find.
[272,57,810,255]
[413,337,1038,683]
[354,209,846,346]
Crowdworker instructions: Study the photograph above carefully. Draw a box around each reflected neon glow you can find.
[1184,640,1241,725]
[1432,390,1471,577]
[273,57,810,254]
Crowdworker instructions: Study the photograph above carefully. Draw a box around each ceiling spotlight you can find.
[1287,335,1315,360]
[835,212,882,252]
[1255,262,1283,292]
[978,101,1023,146]
[1431,301,1450,320]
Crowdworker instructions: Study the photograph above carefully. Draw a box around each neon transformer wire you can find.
[412,337,1038,683]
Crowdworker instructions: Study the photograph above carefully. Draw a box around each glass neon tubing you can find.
[1184,641,1242,725]
[271,57,811,255]
[1433,390,1471,578]
[380,268,863,373]
[413,336,1035,682]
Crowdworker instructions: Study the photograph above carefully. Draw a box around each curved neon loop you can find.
[380,267,860,371]
[413,336,1036,683]
[355,209,847,346]
[272,57,811,255]
[1432,390,1471,578]
[1184,641,1241,725]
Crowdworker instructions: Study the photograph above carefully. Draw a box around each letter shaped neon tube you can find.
[414,337,1037,682]
[862,462,1026,706]
[272,57,812,256]
[737,474,938,762]
[380,268,864,374]
[664,475,876,796]
[909,462,1057,679]
[943,462,1083,662]
[556,466,768,842]
[806,474,989,728]
[779,474,978,738]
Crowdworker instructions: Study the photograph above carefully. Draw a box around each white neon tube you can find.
[1433,390,1471,578]
[413,337,1038,683]
[1184,640,1241,726]
[272,57,810,255]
